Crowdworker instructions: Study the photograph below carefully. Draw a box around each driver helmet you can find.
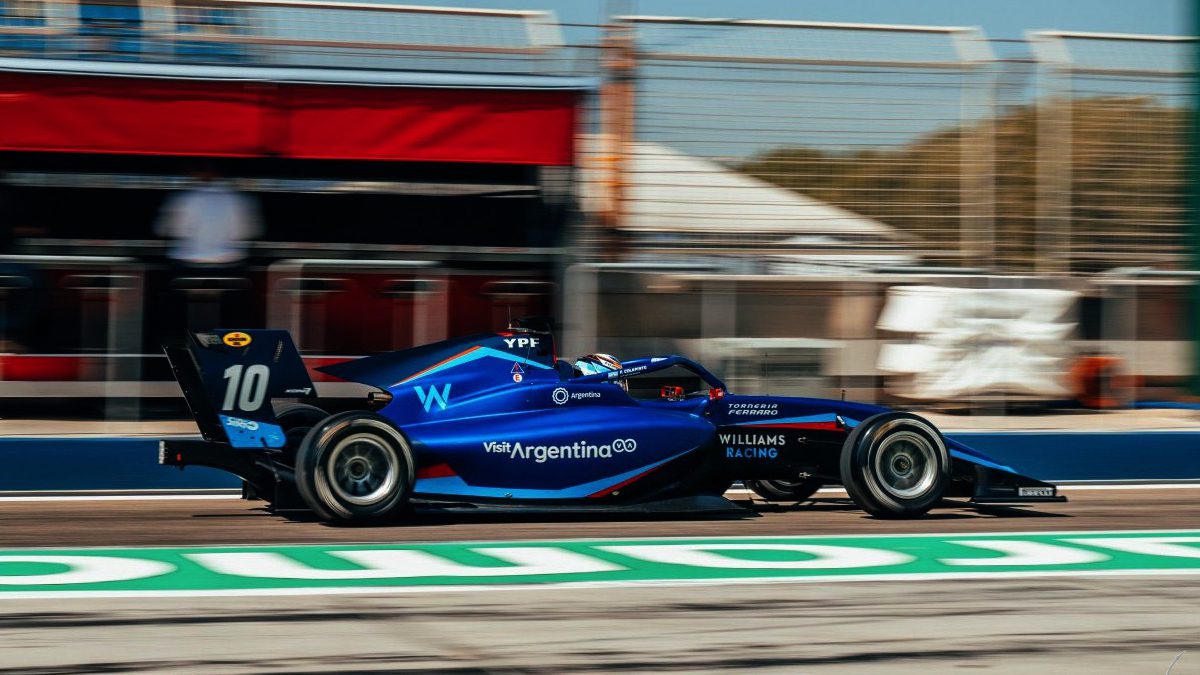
[574,353,622,376]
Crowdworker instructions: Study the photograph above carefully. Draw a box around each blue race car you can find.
[161,321,1064,524]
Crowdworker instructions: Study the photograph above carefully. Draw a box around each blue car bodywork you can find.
[161,326,1063,516]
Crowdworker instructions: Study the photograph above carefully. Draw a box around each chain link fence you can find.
[584,17,998,270]
[571,17,1197,404]
[0,4,1194,407]
[1029,31,1194,274]
[577,17,1195,279]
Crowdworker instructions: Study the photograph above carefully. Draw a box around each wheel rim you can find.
[325,433,399,506]
[873,430,937,500]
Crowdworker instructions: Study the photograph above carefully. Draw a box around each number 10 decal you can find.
[222,364,270,411]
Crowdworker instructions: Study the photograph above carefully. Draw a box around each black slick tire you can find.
[295,411,415,524]
[272,401,328,463]
[839,412,949,519]
[239,403,328,501]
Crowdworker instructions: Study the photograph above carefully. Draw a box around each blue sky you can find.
[421,0,1190,41]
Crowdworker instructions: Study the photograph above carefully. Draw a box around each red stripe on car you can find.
[588,466,658,499]
[416,463,457,479]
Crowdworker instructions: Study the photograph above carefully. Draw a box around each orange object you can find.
[1070,356,1130,409]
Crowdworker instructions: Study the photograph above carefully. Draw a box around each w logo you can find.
[414,383,451,412]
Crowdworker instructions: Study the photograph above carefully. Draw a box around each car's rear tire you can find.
[745,477,823,502]
[236,402,329,502]
[273,402,328,463]
[295,411,415,524]
[839,412,949,519]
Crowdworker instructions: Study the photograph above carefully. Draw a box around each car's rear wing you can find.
[163,330,317,449]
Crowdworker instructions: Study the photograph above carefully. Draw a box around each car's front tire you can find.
[295,411,415,524]
[839,412,949,519]
[744,478,822,502]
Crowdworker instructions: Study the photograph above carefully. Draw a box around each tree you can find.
[737,97,1188,272]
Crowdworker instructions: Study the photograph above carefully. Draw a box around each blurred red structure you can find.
[0,73,578,164]
[0,49,588,404]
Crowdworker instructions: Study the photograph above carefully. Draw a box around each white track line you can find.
[3,568,1200,601]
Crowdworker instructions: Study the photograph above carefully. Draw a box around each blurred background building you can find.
[0,0,1193,415]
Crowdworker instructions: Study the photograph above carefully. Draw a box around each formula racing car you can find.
[161,321,1064,524]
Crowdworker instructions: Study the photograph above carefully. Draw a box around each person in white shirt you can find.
[156,168,263,333]
[155,170,262,266]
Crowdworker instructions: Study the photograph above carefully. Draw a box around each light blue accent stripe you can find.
[948,447,1015,474]
[402,347,551,384]
[742,413,854,426]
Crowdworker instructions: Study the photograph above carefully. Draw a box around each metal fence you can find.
[569,17,1198,405]
[579,17,1195,277]
[0,6,1191,274]
[1028,31,1194,274]
[0,6,1195,410]
[582,17,999,269]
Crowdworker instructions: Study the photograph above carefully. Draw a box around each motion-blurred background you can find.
[0,0,1193,419]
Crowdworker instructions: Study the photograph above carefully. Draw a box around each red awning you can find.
[0,72,578,165]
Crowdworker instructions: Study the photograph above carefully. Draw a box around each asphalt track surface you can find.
[1,490,1199,674]
[0,488,1195,547]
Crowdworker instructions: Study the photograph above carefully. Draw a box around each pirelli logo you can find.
[222,332,252,348]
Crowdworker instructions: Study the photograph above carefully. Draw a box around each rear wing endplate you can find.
[163,329,316,449]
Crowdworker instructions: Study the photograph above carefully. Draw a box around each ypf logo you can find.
[222,332,252,348]
[503,337,540,349]
[551,387,569,405]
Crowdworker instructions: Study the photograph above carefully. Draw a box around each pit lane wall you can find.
[1,430,1198,492]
